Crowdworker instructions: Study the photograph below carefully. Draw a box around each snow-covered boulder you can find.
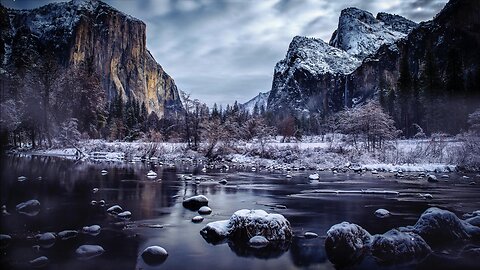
[249,235,269,248]
[308,173,319,180]
[219,179,228,185]
[75,245,104,260]
[18,176,27,181]
[198,206,212,215]
[465,216,480,227]
[117,211,132,220]
[147,170,157,178]
[370,229,431,262]
[107,205,123,214]
[200,220,230,243]
[58,230,78,240]
[29,256,49,268]
[402,207,480,244]
[427,174,438,182]
[200,209,292,244]
[325,222,371,266]
[141,246,168,265]
[0,234,12,248]
[16,199,41,216]
[182,195,209,210]
[374,209,391,218]
[82,225,101,236]
[192,215,204,223]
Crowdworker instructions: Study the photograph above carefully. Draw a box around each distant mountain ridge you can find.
[241,91,269,114]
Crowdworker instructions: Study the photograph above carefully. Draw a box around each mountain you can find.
[267,7,416,117]
[0,0,182,118]
[329,8,416,59]
[241,91,269,114]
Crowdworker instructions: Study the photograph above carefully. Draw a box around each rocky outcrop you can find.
[267,7,416,116]
[1,0,182,118]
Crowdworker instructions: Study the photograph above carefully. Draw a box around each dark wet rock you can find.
[370,229,431,263]
[325,222,371,266]
[375,208,391,218]
[75,245,105,260]
[82,225,101,236]
[141,246,168,265]
[249,235,269,248]
[29,256,49,268]
[34,232,56,248]
[198,206,212,215]
[401,207,480,244]
[58,230,78,240]
[219,179,228,185]
[16,200,41,216]
[0,234,12,249]
[182,195,209,210]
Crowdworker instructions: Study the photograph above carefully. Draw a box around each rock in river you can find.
[182,195,209,210]
[325,222,372,266]
[75,245,105,260]
[141,246,168,265]
[16,199,41,216]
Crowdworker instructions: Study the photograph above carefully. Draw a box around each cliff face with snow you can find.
[241,91,269,114]
[267,7,417,116]
[0,0,182,118]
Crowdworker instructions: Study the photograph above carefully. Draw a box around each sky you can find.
[3,0,448,106]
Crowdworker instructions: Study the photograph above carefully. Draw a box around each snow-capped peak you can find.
[329,7,417,59]
[71,0,99,12]
[241,91,269,114]
[275,36,361,76]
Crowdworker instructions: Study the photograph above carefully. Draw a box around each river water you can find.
[0,155,479,269]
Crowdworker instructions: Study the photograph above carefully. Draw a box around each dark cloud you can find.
[3,0,448,106]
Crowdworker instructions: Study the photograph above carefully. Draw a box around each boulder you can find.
[107,205,123,214]
[141,246,168,265]
[374,208,391,218]
[75,245,104,260]
[58,230,78,240]
[427,174,438,182]
[0,234,12,249]
[198,206,212,215]
[29,256,49,268]
[370,229,431,262]
[248,235,269,248]
[182,195,209,210]
[325,222,371,266]
[16,200,41,216]
[82,225,101,236]
[192,216,204,223]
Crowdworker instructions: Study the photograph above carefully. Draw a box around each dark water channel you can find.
[0,155,479,269]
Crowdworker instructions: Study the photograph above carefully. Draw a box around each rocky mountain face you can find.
[0,0,182,118]
[241,91,269,114]
[267,0,480,135]
[267,7,416,117]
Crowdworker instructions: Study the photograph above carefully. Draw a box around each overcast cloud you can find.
[4,0,448,106]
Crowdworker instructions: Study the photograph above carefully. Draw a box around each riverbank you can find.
[10,136,478,173]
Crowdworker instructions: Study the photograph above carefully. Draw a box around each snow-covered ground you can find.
[15,135,476,172]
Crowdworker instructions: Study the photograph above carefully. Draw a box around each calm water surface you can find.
[0,155,479,270]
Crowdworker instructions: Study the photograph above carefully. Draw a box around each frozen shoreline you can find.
[9,137,471,173]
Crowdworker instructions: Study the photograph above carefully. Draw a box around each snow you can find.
[198,206,212,215]
[308,173,319,180]
[248,235,269,248]
[325,222,372,266]
[304,232,318,239]
[75,244,105,260]
[401,207,480,244]
[82,225,101,236]
[370,229,431,262]
[15,199,41,216]
[200,220,231,242]
[182,195,209,210]
[361,163,456,173]
[141,246,168,265]
[374,208,391,218]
